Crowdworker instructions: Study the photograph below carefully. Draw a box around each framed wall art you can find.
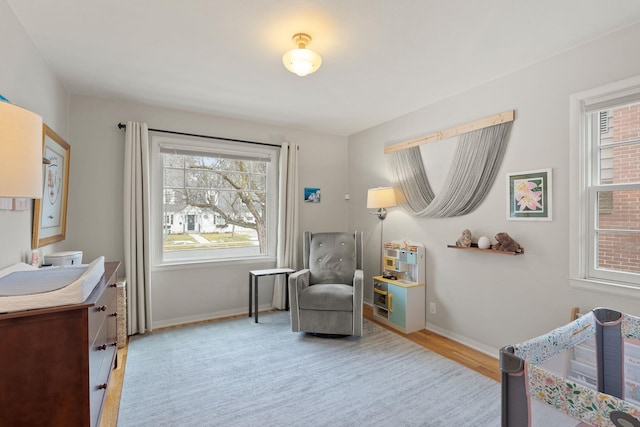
[32,124,70,247]
[507,168,552,221]
[304,187,321,203]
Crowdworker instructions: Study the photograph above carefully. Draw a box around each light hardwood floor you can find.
[99,306,500,426]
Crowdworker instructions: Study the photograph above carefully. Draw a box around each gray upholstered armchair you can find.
[289,231,364,336]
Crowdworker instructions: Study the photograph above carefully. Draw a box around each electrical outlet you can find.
[429,302,436,314]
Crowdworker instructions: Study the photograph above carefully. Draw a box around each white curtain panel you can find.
[124,121,152,334]
[272,142,299,309]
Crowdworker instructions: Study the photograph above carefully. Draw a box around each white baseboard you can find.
[363,301,499,359]
[425,322,499,360]
[152,306,258,330]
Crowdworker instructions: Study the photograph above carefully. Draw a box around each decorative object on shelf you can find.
[0,101,43,198]
[282,33,322,77]
[304,187,320,203]
[507,168,552,221]
[456,229,472,247]
[477,236,491,249]
[32,124,70,248]
[491,232,522,253]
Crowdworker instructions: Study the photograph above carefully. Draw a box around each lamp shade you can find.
[0,101,43,198]
[367,187,397,209]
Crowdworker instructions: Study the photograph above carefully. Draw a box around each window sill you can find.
[152,255,277,272]
[569,277,640,299]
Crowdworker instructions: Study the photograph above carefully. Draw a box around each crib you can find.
[500,308,640,427]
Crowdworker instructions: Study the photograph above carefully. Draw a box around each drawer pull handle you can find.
[109,283,117,288]
[96,344,107,351]
[97,383,108,390]
[96,305,107,312]
[109,312,118,318]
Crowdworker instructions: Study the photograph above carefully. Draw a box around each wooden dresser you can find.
[0,261,120,427]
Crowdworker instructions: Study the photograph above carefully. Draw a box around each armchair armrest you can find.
[289,269,310,294]
[288,269,310,332]
[353,269,364,336]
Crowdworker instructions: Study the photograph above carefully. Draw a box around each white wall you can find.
[0,0,69,269]
[348,22,640,356]
[68,95,349,328]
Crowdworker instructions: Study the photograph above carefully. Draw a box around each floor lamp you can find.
[367,187,397,275]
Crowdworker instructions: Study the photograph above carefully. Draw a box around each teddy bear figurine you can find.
[456,229,472,248]
[491,232,522,253]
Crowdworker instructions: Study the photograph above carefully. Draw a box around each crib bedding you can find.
[0,256,105,313]
[501,308,640,427]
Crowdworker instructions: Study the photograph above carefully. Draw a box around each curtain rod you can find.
[383,110,515,154]
[116,123,281,148]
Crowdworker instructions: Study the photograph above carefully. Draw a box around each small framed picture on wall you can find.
[304,187,321,203]
[507,168,552,221]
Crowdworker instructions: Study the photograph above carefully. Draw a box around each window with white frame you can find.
[151,135,279,265]
[570,76,640,292]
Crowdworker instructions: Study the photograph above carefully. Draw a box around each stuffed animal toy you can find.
[456,229,472,248]
[491,232,522,253]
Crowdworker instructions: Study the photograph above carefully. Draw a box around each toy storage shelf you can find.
[447,243,524,256]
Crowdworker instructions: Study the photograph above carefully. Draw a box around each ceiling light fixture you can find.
[282,33,322,77]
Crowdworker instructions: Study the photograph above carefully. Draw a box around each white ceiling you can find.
[7,0,640,136]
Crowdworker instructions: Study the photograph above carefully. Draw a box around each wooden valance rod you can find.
[384,109,515,154]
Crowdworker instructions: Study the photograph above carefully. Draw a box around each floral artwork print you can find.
[507,169,552,221]
[514,178,543,211]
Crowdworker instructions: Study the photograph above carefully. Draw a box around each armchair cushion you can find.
[308,233,357,284]
[298,284,354,311]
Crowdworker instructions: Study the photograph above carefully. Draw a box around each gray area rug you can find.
[118,311,501,426]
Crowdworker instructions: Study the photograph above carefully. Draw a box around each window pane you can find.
[163,155,184,168]
[596,231,640,274]
[161,151,269,261]
[250,174,266,191]
[597,102,640,184]
[164,169,184,188]
[597,190,640,231]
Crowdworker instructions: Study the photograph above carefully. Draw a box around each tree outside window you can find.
[157,141,277,263]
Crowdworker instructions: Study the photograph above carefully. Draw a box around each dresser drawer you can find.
[88,279,118,427]
[89,281,116,342]
[90,334,116,427]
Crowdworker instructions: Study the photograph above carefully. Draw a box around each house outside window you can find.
[570,76,640,295]
[151,135,279,265]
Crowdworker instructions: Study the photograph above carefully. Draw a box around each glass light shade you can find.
[0,101,43,198]
[367,187,397,209]
[282,48,322,77]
